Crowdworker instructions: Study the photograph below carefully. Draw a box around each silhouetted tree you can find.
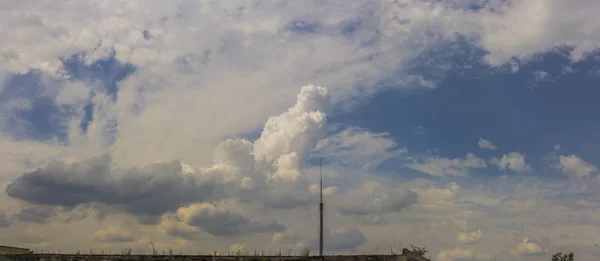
[409,245,428,257]
[552,252,574,261]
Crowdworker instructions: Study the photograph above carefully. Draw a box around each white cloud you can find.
[427,219,468,230]
[405,153,487,176]
[2,0,598,82]
[413,182,461,203]
[490,152,532,173]
[228,244,246,254]
[270,229,307,250]
[309,184,338,197]
[93,225,135,242]
[509,238,548,256]
[474,0,600,65]
[3,0,473,173]
[557,154,599,179]
[456,229,482,244]
[533,70,550,82]
[54,81,91,106]
[253,85,331,182]
[478,137,497,150]
[159,217,203,241]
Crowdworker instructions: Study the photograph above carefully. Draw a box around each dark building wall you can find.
[0,246,33,255]
[1,254,430,261]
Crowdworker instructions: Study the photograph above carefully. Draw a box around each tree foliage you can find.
[409,245,428,257]
[552,252,574,261]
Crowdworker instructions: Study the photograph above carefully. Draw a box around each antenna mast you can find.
[319,157,324,257]
[320,158,323,203]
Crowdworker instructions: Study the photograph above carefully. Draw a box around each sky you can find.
[1,0,600,260]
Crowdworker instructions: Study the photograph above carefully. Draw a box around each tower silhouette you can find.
[319,158,324,257]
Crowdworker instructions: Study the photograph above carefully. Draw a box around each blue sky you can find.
[1,1,600,260]
[334,45,600,179]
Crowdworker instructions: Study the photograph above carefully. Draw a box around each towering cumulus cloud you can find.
[5,84,331,221]
[253,85,331,182]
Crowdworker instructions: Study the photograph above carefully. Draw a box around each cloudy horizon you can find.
[2,1,600,260]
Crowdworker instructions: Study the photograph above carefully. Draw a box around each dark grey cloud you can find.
[5,154,236,219]
[186,204,285,236]
[12,206,56,224]
[0,211,10,227]
[94,234,135,243]
[8,205,91,225]
[97,234,135,243]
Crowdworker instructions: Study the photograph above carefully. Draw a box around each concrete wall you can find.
[0,254,429,261]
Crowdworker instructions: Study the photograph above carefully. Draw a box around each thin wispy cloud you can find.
[478,137,497,150]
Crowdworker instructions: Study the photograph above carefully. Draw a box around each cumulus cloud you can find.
[490,152,532,173]
[160,217,203,241]
[12,206,56,224]
[253,84,331,182]
[5,155,233,219]
[271,229,307,250]
[177,203,285,236]
[510,238,548,256]
[477,137,497,150]
[93,225,135,242]
[5,84,333,220]
[456,229,482,244]
[405,153,487,176]
[413,182,461,203]
[436,248,492,261]
[309,184,338,197]
[557,154,599,179]
[212,139,255,169]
